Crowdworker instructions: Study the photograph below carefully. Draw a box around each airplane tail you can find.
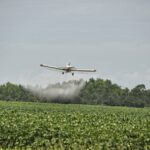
[66,62,71,67]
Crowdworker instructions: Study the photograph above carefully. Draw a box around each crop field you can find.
[0,101,150,150]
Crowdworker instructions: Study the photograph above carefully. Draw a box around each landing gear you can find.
[62,72,64,75]
[72,73,74,76]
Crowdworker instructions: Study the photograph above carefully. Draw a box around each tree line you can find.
[0,78,150,107]
[79,78,150,107]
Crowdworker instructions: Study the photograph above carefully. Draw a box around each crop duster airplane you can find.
[40,63,96,76]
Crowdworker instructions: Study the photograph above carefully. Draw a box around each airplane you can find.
[40,62,96,76]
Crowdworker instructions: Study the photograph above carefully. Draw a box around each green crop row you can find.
[0,101,150,150]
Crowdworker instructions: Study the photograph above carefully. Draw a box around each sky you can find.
[0,0,150,89]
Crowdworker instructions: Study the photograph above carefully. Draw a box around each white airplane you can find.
[40,63,96,76]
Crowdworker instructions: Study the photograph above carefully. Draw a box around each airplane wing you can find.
[40,64,64,71]
[71,68,96,72]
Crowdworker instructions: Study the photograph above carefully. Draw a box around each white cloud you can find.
[0,0,150,89]
[106,69,150,89]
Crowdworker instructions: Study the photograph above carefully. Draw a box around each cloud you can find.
[105,69,150,89]
[124,69,150,87]
[27,79,85,101]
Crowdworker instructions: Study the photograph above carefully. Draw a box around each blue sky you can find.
[0,0,150,88]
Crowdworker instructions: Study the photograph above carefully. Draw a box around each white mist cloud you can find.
[27,79,85,100]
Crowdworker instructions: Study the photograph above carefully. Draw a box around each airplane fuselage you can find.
[63,66,75,72]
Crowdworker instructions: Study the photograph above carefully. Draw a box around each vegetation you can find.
[0,78,150,107]
[80,78,150,107]
[0,101,149,149]
[0,82,39,102]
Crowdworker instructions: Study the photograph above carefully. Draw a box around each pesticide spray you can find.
[27,79,85,102]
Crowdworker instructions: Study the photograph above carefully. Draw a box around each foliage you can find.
[79,78,150,107]
[0,79,150,107]
[0,82,39,102]
[0,101,150,149]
